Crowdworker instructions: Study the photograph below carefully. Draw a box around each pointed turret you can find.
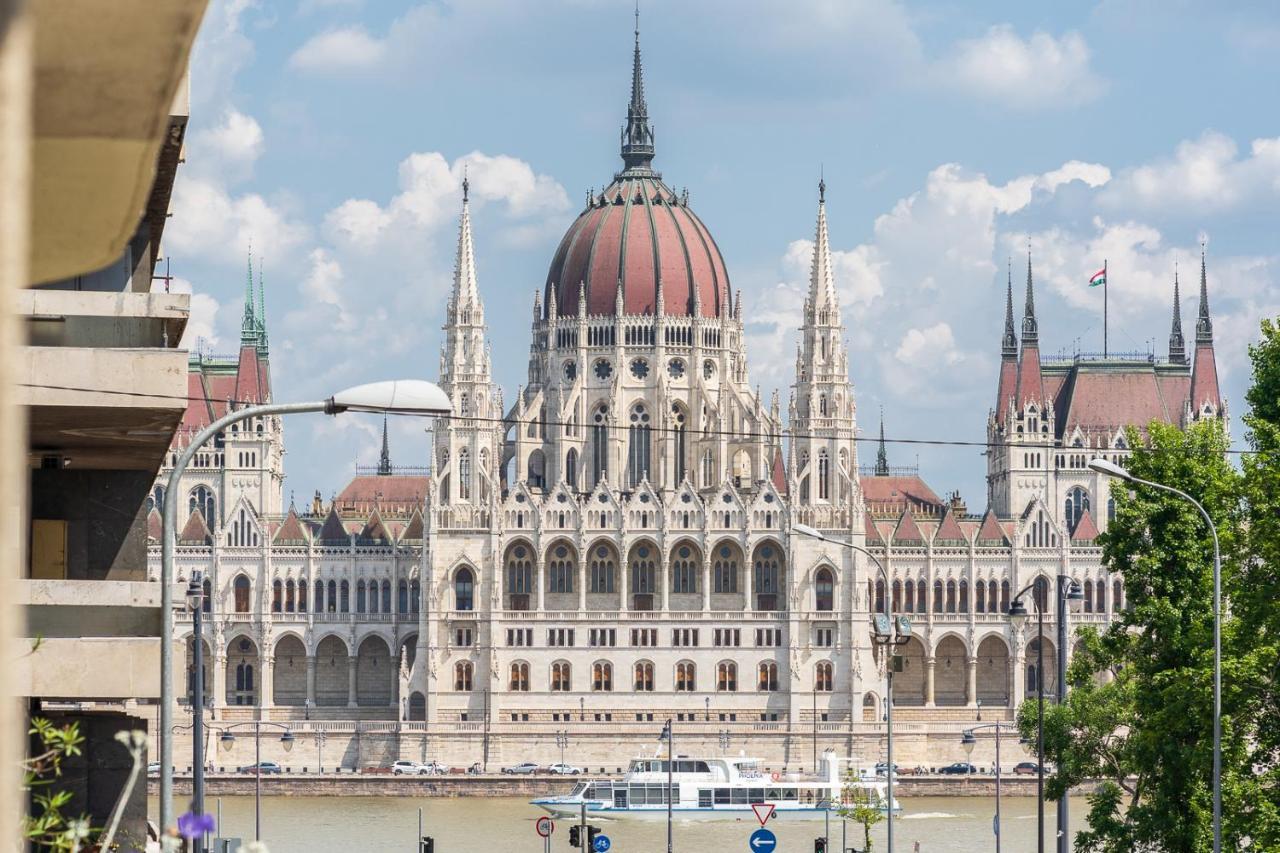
[620,7,655,172]
[994,260,1020,426]
[240,249,259,347]
[452,171,481,313]
[1001,260,1017,357]
[808,178,838,321]
[377,415,392,476]
[1168,266,1186,364]
[1196,248,1213,344]
[1015,252,1045,410]
[256,257,269,356]
[1021,251,1038,345]
[874,409,889,476]
[1189,248,1223,419]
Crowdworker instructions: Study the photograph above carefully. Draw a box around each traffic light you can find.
[569,825,581,848]
[587,826,602,848]
[419,837,434,853]
[813,836,828,853]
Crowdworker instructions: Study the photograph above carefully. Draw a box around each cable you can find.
[19,380,1253,456]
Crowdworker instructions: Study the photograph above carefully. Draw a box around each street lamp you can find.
[962,721,1018,853]
[555,731,569,768]
[793,522,907,853]
[157,379,452,830]
[660,719,673,853]
[218,722,296,842]
[184,571,207,852]
[1088,457,1223,853]
[1009,573,1083,853]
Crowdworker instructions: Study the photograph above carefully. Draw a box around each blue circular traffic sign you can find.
[593,834,611,852]
[749,827,778,852]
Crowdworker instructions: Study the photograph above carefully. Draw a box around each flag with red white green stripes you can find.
[1089,267,1106,287]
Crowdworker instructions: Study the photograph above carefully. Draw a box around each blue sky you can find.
[166,0,1280,509]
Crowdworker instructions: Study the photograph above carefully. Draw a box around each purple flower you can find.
[177,810,216,839]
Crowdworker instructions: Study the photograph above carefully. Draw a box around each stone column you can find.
[536,552,545,611]
[259,654,274,710]
[347,654,358,708]
[305,655,317,708]
[660,551,670,612]
[743,547,754,613]
[212,654,227,718]
[1011,646,1025,708]
[701,554,711,612]
[966,656,978,707]
[925,656,936,707]
[578,554,587,610]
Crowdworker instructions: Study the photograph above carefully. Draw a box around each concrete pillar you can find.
[925,656,936,707]
[305,655,316,708]
[347,655,358,708]
[966,656,978,707]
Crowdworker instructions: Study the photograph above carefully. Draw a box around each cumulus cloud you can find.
[1100,131,1280,214]
[289,26,387,72]
[938,25,1105,108]
[166,277,223,352]
[188,109,264,183]
[166,176,310,264]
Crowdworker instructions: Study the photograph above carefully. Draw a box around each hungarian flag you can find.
[1089,267,1107,288]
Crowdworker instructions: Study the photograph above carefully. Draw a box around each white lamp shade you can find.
[1087,458,1131,481]
[329,380,452,416]
[792,523,824,541]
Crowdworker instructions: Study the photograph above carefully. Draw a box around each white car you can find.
[391,760,427,775]
[546,763,585,775]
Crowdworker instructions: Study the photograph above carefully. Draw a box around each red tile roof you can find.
[864,512,883,544]
[317,508,349,545]
[1016,343,1045,410]
[359,511,391,544]
[273,507,309,545]
[859,475,945,518]
[892,509,925,545]
[334,475,429,516]
[975,508,1009,546]
[1190,342,1222,414]
[994,356,1018,426]
[934,508,968,544]
[1070,508,1099,542]
[178,509,212,545]
[401,510,424,541]
[1056,366,1182,435]
[146,508,163,542]
[770,448,788,495]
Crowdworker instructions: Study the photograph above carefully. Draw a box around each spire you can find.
[377,415,392,476]
[874,408,889,476]
[256,256,269,356]
[1169,264,1186,364]
[1001,259,1018,357]
[1021,250,1038,345]
[620,5,655,172]
[808,177,838,320]
[1196,245,1213,344]
[452,174,480,311]
[240,247,259,346]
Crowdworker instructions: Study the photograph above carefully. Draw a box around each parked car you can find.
[391,760,425,775]
[237,761,281,774]
[546,763,584,775]
[502,762,540,775]
[874,762,906,778]
[146,762,160,776]
[938,762,977,775]
[420,761,446,775]
[1012,761,1040,775]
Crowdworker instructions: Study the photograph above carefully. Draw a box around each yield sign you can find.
[751,803,776,826]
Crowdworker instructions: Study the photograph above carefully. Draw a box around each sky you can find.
[165,0,1280,509]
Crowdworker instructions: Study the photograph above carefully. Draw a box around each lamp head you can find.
[961,730,976,757]
[871,614,892,641]
[894,615,912,640]
[1066,579,1085,614]
[327,380,452,416]
[281,730,295,752]
[1088,458,1132,481]
[184,573,203,612]
[791,523,824,542]
[1008,597,1030,631]
[219,731,234,752]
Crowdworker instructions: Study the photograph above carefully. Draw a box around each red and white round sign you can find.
[535,816,554,838]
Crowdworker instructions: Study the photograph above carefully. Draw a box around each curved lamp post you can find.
[1009,574,1083,853]
[158,380,452,831]
[1088,457,1222,853]
[218,722,296,842]
[793,522,908,853]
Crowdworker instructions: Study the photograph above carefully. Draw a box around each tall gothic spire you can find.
[241,247,259,347]
[620,6,655,172]
[377,415,392,476]
[1196,246,1213,344]
[1021,250,1038,345]
[874,408,889,476]
[1169,265,1186,364]
[808,177,838,319]
[452,171,480,311]
[1001,258,1018,357]
[256,256,269,356]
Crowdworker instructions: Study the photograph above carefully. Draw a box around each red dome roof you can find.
[544,174,731,319]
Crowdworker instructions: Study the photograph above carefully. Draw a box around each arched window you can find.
[752,544,782,611]
[548,544,575,594]
[285,579,295,612]
[454,662,473,691]
[410,580,420,613]
[819,394,827,417]
[591,405,609,486]
[506,544,533,603]
[958,580,969,613]
[398,580,408,613]
[1000,580,1010,613]
[145,485,165,515]
[815,568,834,611]
[202,578,212,614]
[1033,576,1049,613]
[565,448,578,490]
[917,579,928,614]
[815,661,833,692]
[458,449,472,500]
[381,580,391,613]
[189,485,216,528]
[233,575,250,613]
[904,579,915,613]
[757,661,779,692]
[455,567,475,611]
[675,661,696,692]
[713,544,739,594]
[314,580,324,612]
[589,544,616,594]
[975,580,986,613]
[701,450,714,488]
[1083,579,1094,613]
[527,449,546,490]
[1065,487,1090,533]
[627,404,652,487]
[717,662,737,692]
[817,450,830,500]
[672,405,687,485]
[340,580,350,613]
[946,580,957,613]
[509,662,530,692]
[356,581,367,613]
[271,580,282,612]
[1107,496,1116,523]
[551,661,572,692]
[933,580,944,613]
[874,579,885,614]
[1096,579,1107,612]
[326,580,337,613]
[891,580,902,613]
[629,543,657,608]
[1113,579,1124,611]
[634,661,654,692]
[592,661,613,692]
[671,545,698,594]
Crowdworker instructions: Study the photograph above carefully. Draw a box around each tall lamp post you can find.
[660,718,673,853]
[158,380,452,829]
[961,721,1018,853]
[1088,457,1222,853]
[218,722,296,842]
[555,730,569,768]
[185,571,206,853]
[1009,575,1083,853]
[793,522,908,853]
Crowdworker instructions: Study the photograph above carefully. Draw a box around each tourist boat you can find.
[530,749,900,820]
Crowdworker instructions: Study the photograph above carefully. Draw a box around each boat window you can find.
[767,787,781,800]
[571,783,587,796]
[783,788,799,801]
[749,788,765,803]
[714,788,730,805]
[699,789,713,808]
[731,788,749,804]
[695,761,710,772]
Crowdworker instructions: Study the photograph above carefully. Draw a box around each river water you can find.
[154,794,1087,852]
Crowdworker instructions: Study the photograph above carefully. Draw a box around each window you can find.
[314,580,324,612]
[714,628,741,647]
[817,450,830,500]
[873,580,885,613]
[458,448,472,500]
[551,661,572,692]
[671,545,698,594]
[507,544,533,601]
[713,545,738,593]
[233,575,250,613]
[717,662,737,692]
[357,581,367,613]
[454,662,473,691]
[634,661,654,691]
[630,544,657,603]
[548,545,575,594]
[506,628,533,647]
[1113,579,1124,611]
[976,580,986,613]
[565,449,578,490]
[340,580,350,613]
[203,579,212,614]
[589,628,617,647]
[815,568,834,611]
[548,628,575,647]
[892,580,902,613]
[455,567,475,611]
[958,580,968,612]
[1033,576,1049,613]
[946,580,957,613]
[509,662,529,691]
[628,404,652,487]
[675,662,696,692]
[630,628,658,647]
[815,661,833,692]
[757,662,779,692]
[285,579,296,612]
[815,627,834,647]
[271,580,282,612]
[590,544,616,594]
[455,628,473,647]
[701,450,714,488]
[672,628,699,647]
[189,485,216,528]
[398,580,409,614]
[1065,487,1090,533]
[755,628,783,648]
[917,579,928,614]
[752,544,782,611]
[410,580,420,613]
[1083,579,1094,613]
[592,661,613,691]
[326,580,336,612]
[1000,580,1010,613]
[933,580,944,613]
[672,405,687,484]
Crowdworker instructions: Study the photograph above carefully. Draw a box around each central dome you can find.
[541,21,731,320]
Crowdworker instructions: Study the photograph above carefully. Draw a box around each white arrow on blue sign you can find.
[593,834,611,852]
[749,827,778,852]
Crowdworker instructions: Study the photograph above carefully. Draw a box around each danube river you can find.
[154,794,1087,852]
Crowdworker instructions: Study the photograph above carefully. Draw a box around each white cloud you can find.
[1101,131,1280,213]
[939,25,1105,108]
[894,322,963,367]
[189,109,264,182]
[289,26,386,73]
[166,277,223,351]
[166,176,310,264]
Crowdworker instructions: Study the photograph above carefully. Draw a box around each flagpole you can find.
[1103,259,1108,358]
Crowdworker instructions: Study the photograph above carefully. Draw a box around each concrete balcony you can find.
[14,578,180,700]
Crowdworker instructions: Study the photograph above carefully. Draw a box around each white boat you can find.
[531,749,900,820]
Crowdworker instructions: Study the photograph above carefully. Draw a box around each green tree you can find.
[837,769,886,851]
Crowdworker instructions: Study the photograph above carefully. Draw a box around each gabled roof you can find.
[934,507,968,545]
[892,508,925,546]
[178,509,212,545]
[358,510,391,545]
[859,475,945,518]
[317,507,350,546]
[770,447,788,496]
[975,508,1009,546]
[146,508,163,542]
[863,512,883,545]
[335,474,429,516]
[272,507,309,546]
[1070,508,1100,542]
[401,509,424,542]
